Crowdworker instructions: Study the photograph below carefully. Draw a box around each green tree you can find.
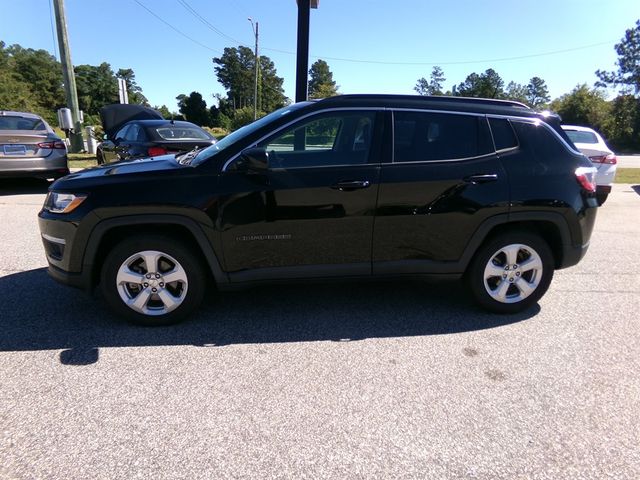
[213,46,286,113]
[308,59,338,99]
[74,62,119,116]
[176,92,211,126]
[603,94,640,150]
[550,84,610,130]
[504,81,528,104]
[414,66,445,96]
[596,19,640,94]
[116,68,149,106]
[526,77,550,109]
[453,69,505,98]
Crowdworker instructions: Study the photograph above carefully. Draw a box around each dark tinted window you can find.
[489,118,518,150]
[511,121,568,161]
[393,111,488,162]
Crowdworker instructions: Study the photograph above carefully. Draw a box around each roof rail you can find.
[316,94,532,110]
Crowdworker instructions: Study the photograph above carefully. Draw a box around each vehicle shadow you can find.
[0,178,51,196]
[0,268,539,365]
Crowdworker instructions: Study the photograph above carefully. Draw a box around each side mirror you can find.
[234,147,269,172]
[103,134,108,141]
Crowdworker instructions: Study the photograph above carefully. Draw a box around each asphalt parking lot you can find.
[1,180,639,479]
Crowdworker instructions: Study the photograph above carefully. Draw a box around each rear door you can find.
[219,110,383,279]
[373,109,509,273]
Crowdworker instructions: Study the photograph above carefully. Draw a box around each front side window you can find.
[115,125,130,140]
[393,111,489,162]
[258,111,376,168]
[124,124,142,142]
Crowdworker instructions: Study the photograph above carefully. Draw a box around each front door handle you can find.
[331,180,371,191]
[463,174,498,184]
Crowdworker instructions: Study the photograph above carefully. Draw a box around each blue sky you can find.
[1,0,636,111]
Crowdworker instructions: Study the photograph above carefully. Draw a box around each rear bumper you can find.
[0,167,70,179]
[0,153,69,178]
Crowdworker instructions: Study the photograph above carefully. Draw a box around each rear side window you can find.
[489,118,518,151]
[393,111,490,162]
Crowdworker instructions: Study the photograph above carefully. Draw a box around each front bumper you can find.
[38,210,97,291]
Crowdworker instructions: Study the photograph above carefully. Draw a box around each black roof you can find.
[313,94,540,119]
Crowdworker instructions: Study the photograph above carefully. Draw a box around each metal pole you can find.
[52,0,84,153]
[254,22,259,119]
[295,0,310,103]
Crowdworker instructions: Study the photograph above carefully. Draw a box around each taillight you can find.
[37,141,66,149]
[148,147,168,157]
[589,154,617,165]
[575,167,597,193]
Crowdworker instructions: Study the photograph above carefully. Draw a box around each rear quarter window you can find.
[511,121,570,162]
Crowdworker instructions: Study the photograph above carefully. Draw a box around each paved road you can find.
[1,180,639,479]
[617,155,640,168]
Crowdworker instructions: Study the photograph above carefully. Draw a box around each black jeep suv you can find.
[38,95,598,325]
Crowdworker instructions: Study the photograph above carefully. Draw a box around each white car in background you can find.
[562,124,617,205]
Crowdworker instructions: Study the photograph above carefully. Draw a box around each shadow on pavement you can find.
[0,268,539,365]
[0,178,51,196]
[631,185,640,196]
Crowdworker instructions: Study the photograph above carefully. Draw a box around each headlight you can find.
[44,192,87,214]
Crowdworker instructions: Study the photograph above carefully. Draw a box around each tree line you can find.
[0,19,638,149]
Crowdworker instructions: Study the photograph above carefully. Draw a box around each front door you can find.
[219,110,383,280]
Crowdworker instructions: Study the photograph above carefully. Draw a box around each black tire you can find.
[465,232,554,314]
[100,235,206,326]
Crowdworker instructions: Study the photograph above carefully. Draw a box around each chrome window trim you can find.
[390,109,493,164]
[221,107,384,172]
[487,116,521,153]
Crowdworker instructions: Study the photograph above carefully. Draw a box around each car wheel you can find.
[466,232,554,314]
[100,235,206,326]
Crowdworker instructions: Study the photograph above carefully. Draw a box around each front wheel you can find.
[100,235,206,326]
[466,232,554,314]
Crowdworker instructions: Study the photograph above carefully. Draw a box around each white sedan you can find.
[562,124,617,205]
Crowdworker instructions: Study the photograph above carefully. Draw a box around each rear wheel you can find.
[466,232,554,314]
[100,235,206,326]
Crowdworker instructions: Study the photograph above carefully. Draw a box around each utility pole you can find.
[295,0,318,103]
[248,18,259,120]
[52,0,84,153]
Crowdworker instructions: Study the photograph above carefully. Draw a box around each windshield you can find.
[191,103,310,166]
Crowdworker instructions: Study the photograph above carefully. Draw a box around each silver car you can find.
[0,111,69,179]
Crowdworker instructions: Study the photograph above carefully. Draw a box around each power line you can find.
[131,0,222,54]
[141,1,615,68]
[301,40,617,66]
[47,0,57,61]
[176,0,248,47]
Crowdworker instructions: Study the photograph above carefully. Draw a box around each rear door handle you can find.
[463,174,498,184]
[331,180,371,191]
